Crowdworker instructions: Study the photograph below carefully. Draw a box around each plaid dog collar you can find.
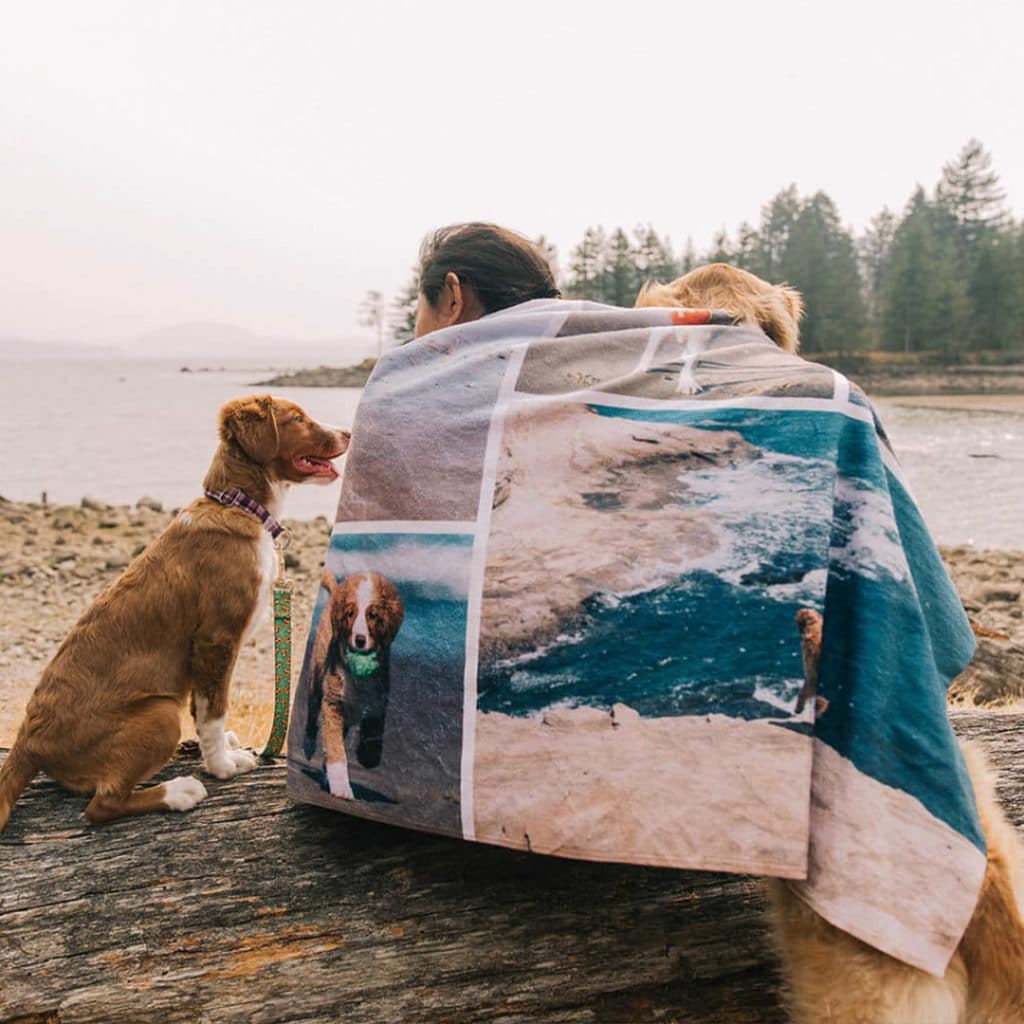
[204,487,286,542]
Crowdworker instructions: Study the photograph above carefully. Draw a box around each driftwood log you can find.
[2,712,1022,1024]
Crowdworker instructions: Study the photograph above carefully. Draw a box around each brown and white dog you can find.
[305,571,404,799]
[0,394,348,831]
[636,264,1024,1022]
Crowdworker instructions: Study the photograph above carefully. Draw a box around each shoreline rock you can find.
[820,357,1024,397]
[250,357,377,388]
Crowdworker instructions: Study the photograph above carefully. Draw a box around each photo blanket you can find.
[287,298,984,975]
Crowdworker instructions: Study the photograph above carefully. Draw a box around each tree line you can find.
[373,140,1023,357]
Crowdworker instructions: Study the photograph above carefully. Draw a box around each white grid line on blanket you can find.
[831,369,851,406]
[499,387,877,424]
[460,342,530,841]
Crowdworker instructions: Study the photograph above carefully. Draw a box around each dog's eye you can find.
[291,414,304,424]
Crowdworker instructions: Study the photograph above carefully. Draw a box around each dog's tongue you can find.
[295,455,340,480]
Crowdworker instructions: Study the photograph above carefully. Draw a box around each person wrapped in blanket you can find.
[333,223,1024,1023]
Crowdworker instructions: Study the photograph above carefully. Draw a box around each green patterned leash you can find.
[260,539,293,759]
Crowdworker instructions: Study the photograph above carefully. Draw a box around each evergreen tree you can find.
[632,223,677,292]
[535,234,561,288]
[758,184,800,279]
[389,270,420,345]
[680,236,698,275]
[733,222,763,275]
[706,228,733,264]
[932,141,1016,350]
[604,228,636,306]
[566,226,608,300]
[935,139,1009,260]
[858,207,897,348]
[881,188,969,355]
[780,191,866,353]
[968,225,1023,351]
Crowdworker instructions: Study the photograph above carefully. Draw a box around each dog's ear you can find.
[378,577,405,644]
[321,570,337,597]
[782,285,804,326]
[758,284,804,353]
[309,592,337,686]
[219,395,279,464]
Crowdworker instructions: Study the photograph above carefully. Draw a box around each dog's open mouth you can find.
[294,454,341,480]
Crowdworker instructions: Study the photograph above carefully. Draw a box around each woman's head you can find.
[414,222,560,338]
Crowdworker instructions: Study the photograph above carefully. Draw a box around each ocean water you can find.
[0,358,1020,544]
[0,358,362,521]
[874,400,1023,550]
[478,572,810,720]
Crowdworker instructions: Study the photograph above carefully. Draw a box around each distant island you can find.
[251,357,377,388]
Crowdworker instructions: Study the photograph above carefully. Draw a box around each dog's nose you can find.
[354,634,367,650]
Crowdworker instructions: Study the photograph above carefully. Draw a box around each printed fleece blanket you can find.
[287,298,983,976]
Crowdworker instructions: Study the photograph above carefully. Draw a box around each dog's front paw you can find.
[230,747,258,774]
[326,762,355,800]
[203,747,258,779]
[163,775,209,812]
[224,730,242,750]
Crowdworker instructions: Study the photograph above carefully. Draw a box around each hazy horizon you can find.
[3,1,1022,348]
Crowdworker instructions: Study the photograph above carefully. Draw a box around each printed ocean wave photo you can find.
[479,400,833,721]
[478,572,814,721]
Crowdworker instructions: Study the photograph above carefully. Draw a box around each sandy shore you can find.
[882,393,1024,415]
[0,498,1020,748]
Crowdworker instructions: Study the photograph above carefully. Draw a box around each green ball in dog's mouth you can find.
[345,649,380,677]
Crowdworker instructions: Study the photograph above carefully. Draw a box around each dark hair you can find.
[418,222,560,315]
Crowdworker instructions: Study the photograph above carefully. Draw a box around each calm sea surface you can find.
[0,359,361,521]
[0,359,1020,547]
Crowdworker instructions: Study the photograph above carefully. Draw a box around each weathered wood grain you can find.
[1,712,1021,1024]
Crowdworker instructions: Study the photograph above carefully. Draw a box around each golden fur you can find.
[635,262,804,352]
[637,264,1024,1021]
[769,745,1024,1022]
[0,395,348,830]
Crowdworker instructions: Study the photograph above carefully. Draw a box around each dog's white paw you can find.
[203,746,258,779]
[224,730,242,750]
[326,762,355,800]
[163,775,208,812]
[230,747,258,774]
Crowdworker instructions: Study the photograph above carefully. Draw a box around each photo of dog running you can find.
[304,570,404,799]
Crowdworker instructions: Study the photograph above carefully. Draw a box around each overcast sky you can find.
[2,0,1021,352]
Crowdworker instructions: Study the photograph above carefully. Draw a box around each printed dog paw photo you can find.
[287,531,473,836]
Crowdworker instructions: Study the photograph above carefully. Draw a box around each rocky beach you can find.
[1,495,1021,750]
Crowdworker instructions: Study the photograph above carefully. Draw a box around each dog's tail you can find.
[0,740,37,833]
